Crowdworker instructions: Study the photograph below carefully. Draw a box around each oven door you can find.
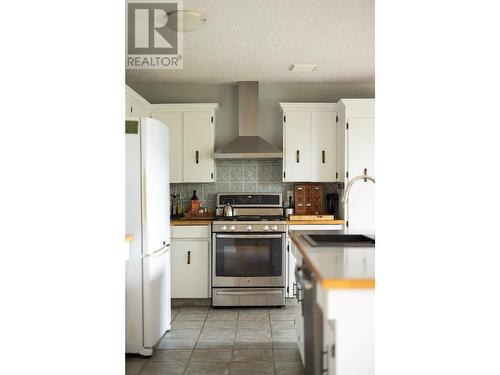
[213,233,286,287]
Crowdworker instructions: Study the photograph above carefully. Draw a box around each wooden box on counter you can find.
[294,184,323,215]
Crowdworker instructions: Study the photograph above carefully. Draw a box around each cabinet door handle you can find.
[187,251,191,264]
[306,203,312,207]
[321,347,329,373]
[195,151,199,164]
[322,150,326,163]
[296,150,300,163]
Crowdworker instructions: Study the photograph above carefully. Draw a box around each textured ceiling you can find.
[126,0,374,84]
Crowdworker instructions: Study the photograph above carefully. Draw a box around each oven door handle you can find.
[216,234,283,239]
[214,290,283,296]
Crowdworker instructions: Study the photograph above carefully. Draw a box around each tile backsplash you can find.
[170,159,337,213]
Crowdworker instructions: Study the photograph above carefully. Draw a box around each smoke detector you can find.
[289,64,318,72]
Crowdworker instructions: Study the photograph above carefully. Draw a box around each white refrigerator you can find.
[125,117,171,356]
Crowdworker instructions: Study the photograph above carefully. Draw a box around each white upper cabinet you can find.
[281,103,337,182]
[283,110,311,182]
[182,111,215,183]
[337,99,375,230]
[150,112,183,183]
[311,111,337,181]
[125,85,150,119]
[150,104,218,183]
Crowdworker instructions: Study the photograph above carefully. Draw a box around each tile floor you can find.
[126,299,304,375]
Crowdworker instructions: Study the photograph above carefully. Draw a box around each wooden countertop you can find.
[289,230,375,290]
[170,217,344,226]
[171,218,213,226]
[287,219,345,225]
[125,234,133,242]
[170,218,344,225]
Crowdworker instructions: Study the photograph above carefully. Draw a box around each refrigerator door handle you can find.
[141,167,147,223]
[149,244,170,258]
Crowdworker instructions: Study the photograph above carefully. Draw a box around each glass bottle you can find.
[171,194,177,216]
[190,190,200,214]
[177,193,183,215]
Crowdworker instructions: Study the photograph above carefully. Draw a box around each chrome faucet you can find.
[341,168,375,203]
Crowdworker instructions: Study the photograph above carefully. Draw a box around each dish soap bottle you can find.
[190,190,200,214]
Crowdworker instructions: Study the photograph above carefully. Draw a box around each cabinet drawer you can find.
[295,195,306,214]
[295,185,306,194]
[305,202,321,215]
[295,206,306,215]
[308,194,322,204]
[310,203,321,215]
[305,185,322,194]
[296,195,305,205]
[172,225,210,239]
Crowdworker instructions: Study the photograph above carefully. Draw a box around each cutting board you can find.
[289,214,334,221]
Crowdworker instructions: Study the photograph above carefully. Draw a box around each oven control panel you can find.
[213,223,287,233]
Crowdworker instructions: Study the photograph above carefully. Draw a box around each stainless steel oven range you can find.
[212,193,287,307]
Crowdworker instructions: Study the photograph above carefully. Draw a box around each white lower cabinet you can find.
[170,225,210,298]
[322,318,336,375]
[286,236,297,298]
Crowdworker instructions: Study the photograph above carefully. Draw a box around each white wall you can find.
[126,82,375,149]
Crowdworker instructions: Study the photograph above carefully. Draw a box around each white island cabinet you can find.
[290,231,374,375]
[170,225,211,298]
[290,239,305,363]
[317,285,374,375]
[286,223,343,299]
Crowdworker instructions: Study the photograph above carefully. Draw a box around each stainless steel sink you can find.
[304,234,375,248]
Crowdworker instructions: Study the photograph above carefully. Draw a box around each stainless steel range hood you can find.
[214,82,283,159]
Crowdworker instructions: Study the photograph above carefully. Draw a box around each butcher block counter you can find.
[170,218,213,226]
[287,219,345,225]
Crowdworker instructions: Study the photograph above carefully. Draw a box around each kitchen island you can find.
[289,230,374,375]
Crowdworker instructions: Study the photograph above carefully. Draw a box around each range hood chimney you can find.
[214,82,283,159]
